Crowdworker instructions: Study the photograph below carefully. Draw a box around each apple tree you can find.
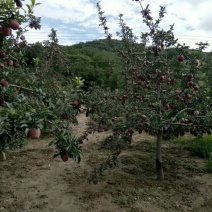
[0,1,83,162]
[85,0,212,182]
[0,0,42,160]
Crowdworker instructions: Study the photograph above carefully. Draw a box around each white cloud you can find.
[23,0,212,51]
[30,0,97,26]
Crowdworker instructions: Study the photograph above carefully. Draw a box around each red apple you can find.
[178,55,184,62]
[185,93,192,99]
[152,45,157,51]
[137,123,142,128]
[184,119,189,124]
[16,0,23,7]
[0,52,6,58]
[189,119,193,123]
[165,104,170,110]
[145,128,149,133]
[0,63,4,68]
[1,27,11,36]
[181,118,185,123]
[122,95,127,100]
[141,114,147,121]
[167,78,171,83]
[7,60,13,66]
[98,129,103,133]
[160,75,165,81]
[127,128,134,135]
[13,61,20,68]
[187,73,193,81]
[193,85,199,90]
[0,79,8,86]
[139,75,145,81]
[145,123,150,128]
[137,80,142,85]
[187,81,193,87]
[10,20,19,30]
[157,46,162,51]
[61,153,69,162]
[147,14,152,20]
[72,100,80,108]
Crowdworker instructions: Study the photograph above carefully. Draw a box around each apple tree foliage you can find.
[85,0,212,182]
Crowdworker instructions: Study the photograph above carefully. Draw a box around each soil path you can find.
[0,114,116,212]
[0,114,212,212]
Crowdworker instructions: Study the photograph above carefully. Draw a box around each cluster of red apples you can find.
[0,1,26,87]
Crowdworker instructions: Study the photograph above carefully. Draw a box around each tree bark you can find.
[0,150,6,161]
[156,133,164,180]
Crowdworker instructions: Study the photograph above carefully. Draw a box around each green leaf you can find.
[26,4,31,10]
[20,124,28,128]
[25,128,29,135]
[48,140,55,146]
[75,155,81,163]
[31,0,35,6]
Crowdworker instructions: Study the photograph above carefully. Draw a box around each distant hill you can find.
[61,39,126,89]
[25,39,211,90]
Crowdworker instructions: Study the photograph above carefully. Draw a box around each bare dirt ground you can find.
[0,114,212,212]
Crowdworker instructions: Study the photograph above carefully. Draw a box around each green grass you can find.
[118,193,133,206]
[184,135,212,158]
[173,134,212,172]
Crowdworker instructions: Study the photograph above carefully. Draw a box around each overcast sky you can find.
[24,0,212,51]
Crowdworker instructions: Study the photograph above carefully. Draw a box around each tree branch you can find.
[9,84,35,92]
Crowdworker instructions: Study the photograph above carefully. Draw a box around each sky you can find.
[24,0,212,51]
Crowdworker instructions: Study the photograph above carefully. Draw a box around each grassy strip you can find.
[173,134,212,172]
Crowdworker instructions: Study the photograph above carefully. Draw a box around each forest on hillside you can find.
[24,38,212,91]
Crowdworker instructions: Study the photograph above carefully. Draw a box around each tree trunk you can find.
[156,133,164,180]
[0,150,6,161]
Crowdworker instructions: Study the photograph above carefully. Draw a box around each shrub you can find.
[185,135,212,158]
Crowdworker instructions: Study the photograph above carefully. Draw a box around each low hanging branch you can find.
[9,84,35,93]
